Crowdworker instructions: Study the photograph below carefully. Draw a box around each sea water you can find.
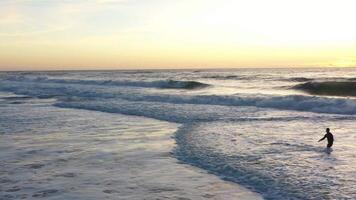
[1,68,356,199]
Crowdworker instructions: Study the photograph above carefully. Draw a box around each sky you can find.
[1,0,356,70]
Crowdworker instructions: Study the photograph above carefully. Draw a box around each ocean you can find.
[1,68,356,199]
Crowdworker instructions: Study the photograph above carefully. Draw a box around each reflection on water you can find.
[175,119,356,199]
[1,68,356,199]
[0,96,262,200]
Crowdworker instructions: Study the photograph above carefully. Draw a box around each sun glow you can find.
[332,60,356,67]
[0,0,356,70]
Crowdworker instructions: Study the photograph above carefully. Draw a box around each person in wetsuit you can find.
[318,128,334,148]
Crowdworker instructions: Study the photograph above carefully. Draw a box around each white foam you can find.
[2,75,209,89]
[0,98,262,200]
[174,120,356,199]
[1,79,356,115]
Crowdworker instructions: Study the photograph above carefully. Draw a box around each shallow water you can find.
[175,120,356,199]
[1,68,356,199]
[0,95,261,200]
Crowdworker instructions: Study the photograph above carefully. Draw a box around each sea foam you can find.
[1,79,356,115]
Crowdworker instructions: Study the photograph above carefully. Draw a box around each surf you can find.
[2,75,210,90]
[294,81,356,97]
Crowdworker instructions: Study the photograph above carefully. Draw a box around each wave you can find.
[205,75,314,82]
[54,94,356,121]
[3,75,209,90]
[1,78,356,115]
[1,96,33,101]
[285,77,314,82]
[202,75,240,80]
[282,77,356,83]
[294,81,356,96]
[57,98,341,124]
[155,80,209,89]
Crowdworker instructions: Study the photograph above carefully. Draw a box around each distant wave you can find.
[156,80,209,89]
[285,77,314,82]
[294,81,356,96]
[1,96,33,100]
[3,76,209,90]
[57,94,356,117]
[2,78,356,115]
[205,75,314,82]
[202,75,240,80]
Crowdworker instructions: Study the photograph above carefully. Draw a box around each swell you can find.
[294,81,356,96]
[104,94,356,115]
[202,75,240,80]
[56,98,347,124]
[3,76,209,90]
[1,80,356,115]
[283,77,313,82]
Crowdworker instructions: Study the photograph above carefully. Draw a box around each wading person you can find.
[318,128,334,148]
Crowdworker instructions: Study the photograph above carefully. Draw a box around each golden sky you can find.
[1,0,356,70]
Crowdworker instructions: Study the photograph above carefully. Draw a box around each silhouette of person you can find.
[318,128,334,148]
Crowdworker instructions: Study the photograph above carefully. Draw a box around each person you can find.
[318,128,334,148]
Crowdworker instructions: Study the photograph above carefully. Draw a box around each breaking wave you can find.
[202,75,240,80]
[156,80,209,89]
[285,77,314,82]
[1,79,356,115]
[3,75,209,90]
[294,81,356,96]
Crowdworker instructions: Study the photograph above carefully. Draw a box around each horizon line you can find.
[1,66,356,72]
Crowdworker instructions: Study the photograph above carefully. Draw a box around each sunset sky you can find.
[1,0,356,70]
